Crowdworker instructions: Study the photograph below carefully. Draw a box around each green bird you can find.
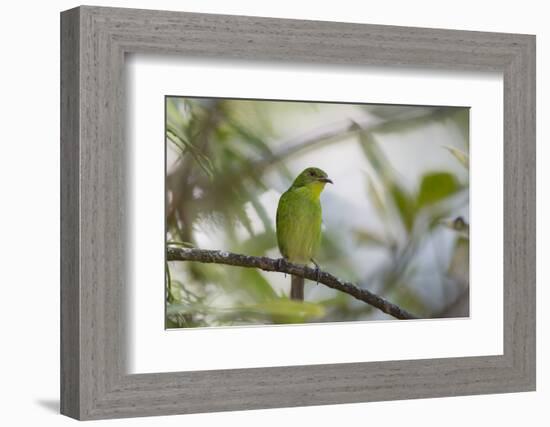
[276,167,333,300]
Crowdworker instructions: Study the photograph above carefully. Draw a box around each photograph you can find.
[165,96,470,329]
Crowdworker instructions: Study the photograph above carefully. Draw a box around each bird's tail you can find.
[290,275,304,301]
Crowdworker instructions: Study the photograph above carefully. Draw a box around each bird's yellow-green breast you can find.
[276,167,332,264]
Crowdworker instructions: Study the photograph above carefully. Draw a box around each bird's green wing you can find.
[276,187,322,264]
[276,190,291,259]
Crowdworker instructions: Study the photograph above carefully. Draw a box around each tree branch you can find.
[167,247,418,320]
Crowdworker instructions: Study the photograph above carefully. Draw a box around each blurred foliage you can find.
[165,97,470,328]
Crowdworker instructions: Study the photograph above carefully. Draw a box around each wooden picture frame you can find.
[60,5,536,420]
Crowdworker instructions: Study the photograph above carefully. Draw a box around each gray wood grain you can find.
[60,5,536,420]
[60,7,80,419]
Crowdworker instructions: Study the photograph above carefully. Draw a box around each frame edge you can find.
[60,6,82,420]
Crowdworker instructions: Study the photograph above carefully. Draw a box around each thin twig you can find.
[167,247,418,320]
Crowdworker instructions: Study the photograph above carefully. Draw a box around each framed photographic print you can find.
[61,6,536,420]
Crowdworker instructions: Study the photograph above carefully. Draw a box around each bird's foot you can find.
[311,258,321,285]
[276,258,287,278]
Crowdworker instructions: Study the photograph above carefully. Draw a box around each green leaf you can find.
[417,172,459,208]
[235,299,325,324]
[442,145,469,169]
[389,183,416,232]
[168,279,182,304]
[166,131,187,155]
[237,268,277,301]
[366,177,387,217]
[166,124,191,148]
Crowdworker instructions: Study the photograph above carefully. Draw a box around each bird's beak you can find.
[319,177,333,184]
